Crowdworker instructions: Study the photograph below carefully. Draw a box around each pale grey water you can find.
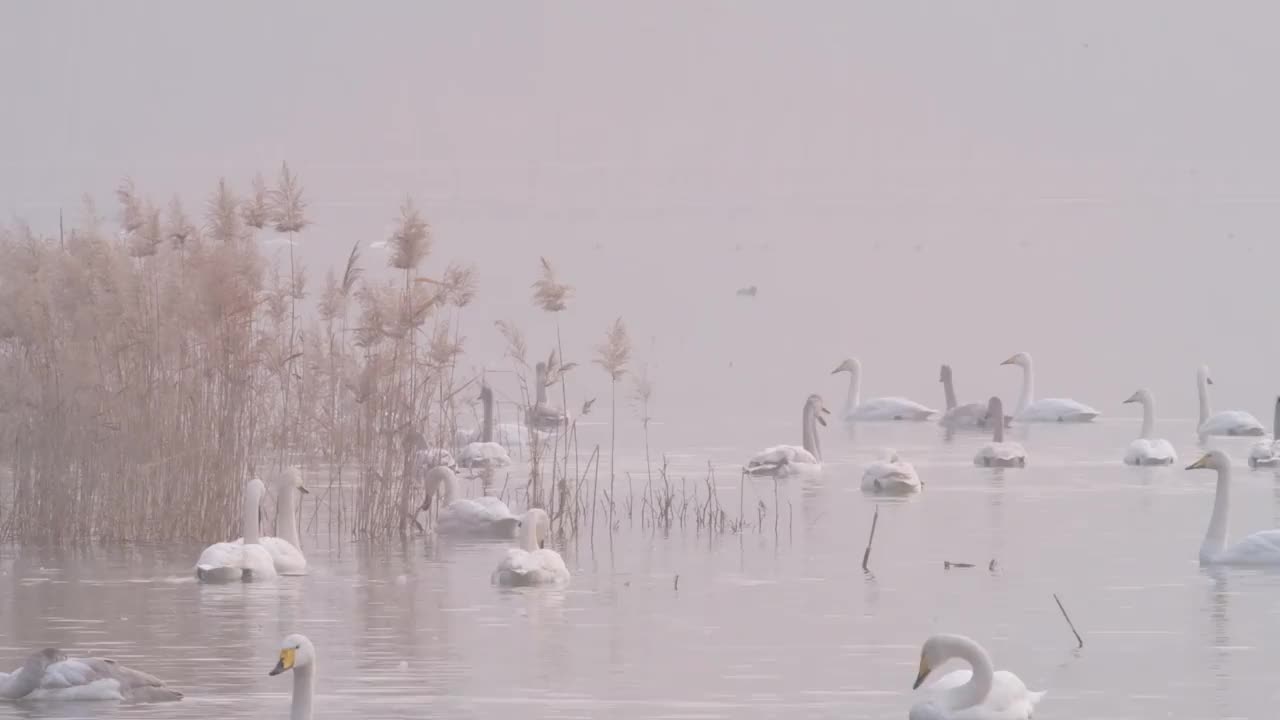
[2,417,1279,719]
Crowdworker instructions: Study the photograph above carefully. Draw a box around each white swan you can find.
[492,508,571,587]
[832,358,937,421]
[1195,365,1264,437]
[527,361,570,432]
[861,449,922,494]
[999,352,1098,423]
[973,397,1026,468]
[744,394,828,476]
[0,648,182,702]
[232,467,308,575]
[421,465,520,538]
[456,384,527,453]
[268,634,316,720]
[1187,450,1280,564]
[909,634,1045,720]
[458,384,513,469]
[195,478,278,582]
[939,365,1010,430]
[1249,397,1280,468]
[1120,389,1176,466]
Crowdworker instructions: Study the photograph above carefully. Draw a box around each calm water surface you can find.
[2,417,1278,719]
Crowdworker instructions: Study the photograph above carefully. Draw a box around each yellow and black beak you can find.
[1186,454,1211,470]
[912,655,931,690]
[269,648,296,676]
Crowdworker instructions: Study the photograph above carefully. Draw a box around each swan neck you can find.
[0,659,44,699]
[802,402,821,461]
[942,373,957,411]
[1202,466,1231,563]
[992,412,1005,443]
[291,664,314,720]
[278,484,300,548]
[844,369,859,415]
[243,484,261,545]
[1272,398,1279,437]
[535,366,548,405]
[1197,374,1212,426]
[944,637,994,710]
[1016,363,1032,414]
[481,389,494,443]
[441,471,458,506]
[519,517,540,551]
[1140,396,1155,439]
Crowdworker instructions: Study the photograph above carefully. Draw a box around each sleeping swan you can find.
[833,358,937,421]
[939,364,1010,430]
[195,478,277,582]
[744,394,828,476]
[0,647,182,702]
[492,508,571,587]
[421,465,520,538]
[1121,389,1177,466]
[1187,450,1280,565]
[861,449,922,494]
[909,634,1044,720]
[1249,397,1280,468]
[232,466,308,575]
[999,352,1098,423]
[1196,366,1264,437]
[973,397,1027,468]
[268,634,316,720]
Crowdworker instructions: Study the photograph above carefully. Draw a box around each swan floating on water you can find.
[458,384,513,469]
[0,648,181,703]
[744,394,828,476]
[909,634,1044,720]
[861,449,922,494]
[527,360,570,432]
[939,364,1010,430]
[999,352,1098,423]
[492,508,571,587]
[1249,397,1280,468]
[1121,389,1177,466]
[456,384,526,452]
[1196,366,1264,437]
[269,634,316,720]
[421,465,520,538]
[1187,450,1280,565]
[832,358,937,421]
[973,397,1027,468]
[195,477,278,582]
[232,467,308,575]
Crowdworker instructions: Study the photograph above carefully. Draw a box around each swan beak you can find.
[1206,377,1214,385]
[830,366,841,375]
[1187,455,1211,470]
[1122,396,1137,404]
[269,648,295,676]
[419,497,432,512]
[299,485,311,495]
[912,655,931,689]
[817,415,828,427]
[999,356,1016,366]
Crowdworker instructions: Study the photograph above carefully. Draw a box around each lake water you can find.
[1,415,1277,719]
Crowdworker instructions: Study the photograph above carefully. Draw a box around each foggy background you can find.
[4,1,1279,427]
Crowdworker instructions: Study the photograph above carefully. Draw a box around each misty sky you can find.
[4,2,1280,425]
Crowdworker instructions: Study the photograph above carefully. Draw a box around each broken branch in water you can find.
[943,561,975,569]
[1053,593,1084,649]
[861,506,879,571]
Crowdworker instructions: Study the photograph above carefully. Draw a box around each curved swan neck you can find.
[801,401,821,461]
[291,663,314,720]
[942,368,957,411]
[843,362,860,415]
[534,363,548,405]
[243,481,263,545]
[1202,465,1232,563]
[519,515,540,551]
[278,483,300,548]
[990,398,1005,443]
[1139,393,1155,439]
[1015,361,1033,414]
[481,386,494,443]
[1197,370,1212,426]
[939,636,994,710]
[1272,397,1279,436]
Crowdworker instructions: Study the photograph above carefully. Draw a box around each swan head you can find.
[1198,365,1213,385]
[518,508,552,549]
[986,396,1003,417]
[938,364,952,382]
[830,358,860,376]
[913,634,967,689]
[247,477,267,501]
[281,466,309,495]
[999,352,1030,368]
[479,383,493,402]
[1122,389,1151,405]
[1187,450,1230,472]
[30,648,66,672]
[805,394,830,426]
[269,634,315,676]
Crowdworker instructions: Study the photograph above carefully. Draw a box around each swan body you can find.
[833,358,937,421]
[269,634,316,720]
[1121,389,1177,466]
[196,478,278,582]
[1249,400,1280,468]
[527,361,571,432]
[0,648,182,703]
[457,443,511,469]
[415,447,456,471]
[421,465,520,538]
[861,450,922,494]
[1196,366,1264,437]
[231,467,308,574]
[745,394,829,476]
[974,397,1027,468]
[999,352,1098,423]
[492,508,571,587]
[939,365,1011,430]
[909,634,1044,720]
[457,383,525,454]
[1188,450,1280,565]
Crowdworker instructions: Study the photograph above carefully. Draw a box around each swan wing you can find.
[917,669,1041,720]
[1200,411,1265,436]
[1019,398,1099,422]
[493,548,570,586]
[195,542,245,581]
[260,537,307,575]
[458,442,512,468]
[440,499,520,537]
[239,544,278,580]
[975,442,1026,466]
[861,460,921,492]
[940,403,990,428]
[850,397,938,421]
[1219,530,1280,564]
[1125,438,1177,465]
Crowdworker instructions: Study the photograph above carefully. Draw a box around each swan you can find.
[527,361,570,432]
[833,358,937,421]
[268,634,316,720]
[458,384,512,469]
[0,648,182,702]
[909,634,1044,720]
[1249,397,1280,468]
[1187,450,1280,565]
[421,465,520,538]
[492,508,571,587]
[455,384,527,451]
[1121,389,1177,466]
[939,365,1010,430]
[861,449,922,494]
[232,467,308,574]
[195,478,278,582]
[1195,366,1264,437]
[999,352,1098,423]
[973,397,1027,468]
[744,394,828,476]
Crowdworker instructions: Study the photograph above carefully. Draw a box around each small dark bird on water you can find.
[736,285,757,297]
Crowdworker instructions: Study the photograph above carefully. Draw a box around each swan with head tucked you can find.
[999,352,1098,423]
[1187,450,1280,565]
[939,365,1010,430]
[1248,397,1280,468]
[861,449,922,494]
[1195,366,1264,437]
[0,647,182,703]
[1120,389,1177,466]
[269,634,316,720]
[973,397,1026,468]
[232,467,308,574]
[421,465,520,538]
[832,358,937,421]
[492,508,571,587]
[744,394,828,476]
[458,384,513,469]
[909,634,1044,720]
[195,478,278,582]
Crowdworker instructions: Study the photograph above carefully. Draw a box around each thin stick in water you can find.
[1053,593,1084,649]
[861,506,879,571]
